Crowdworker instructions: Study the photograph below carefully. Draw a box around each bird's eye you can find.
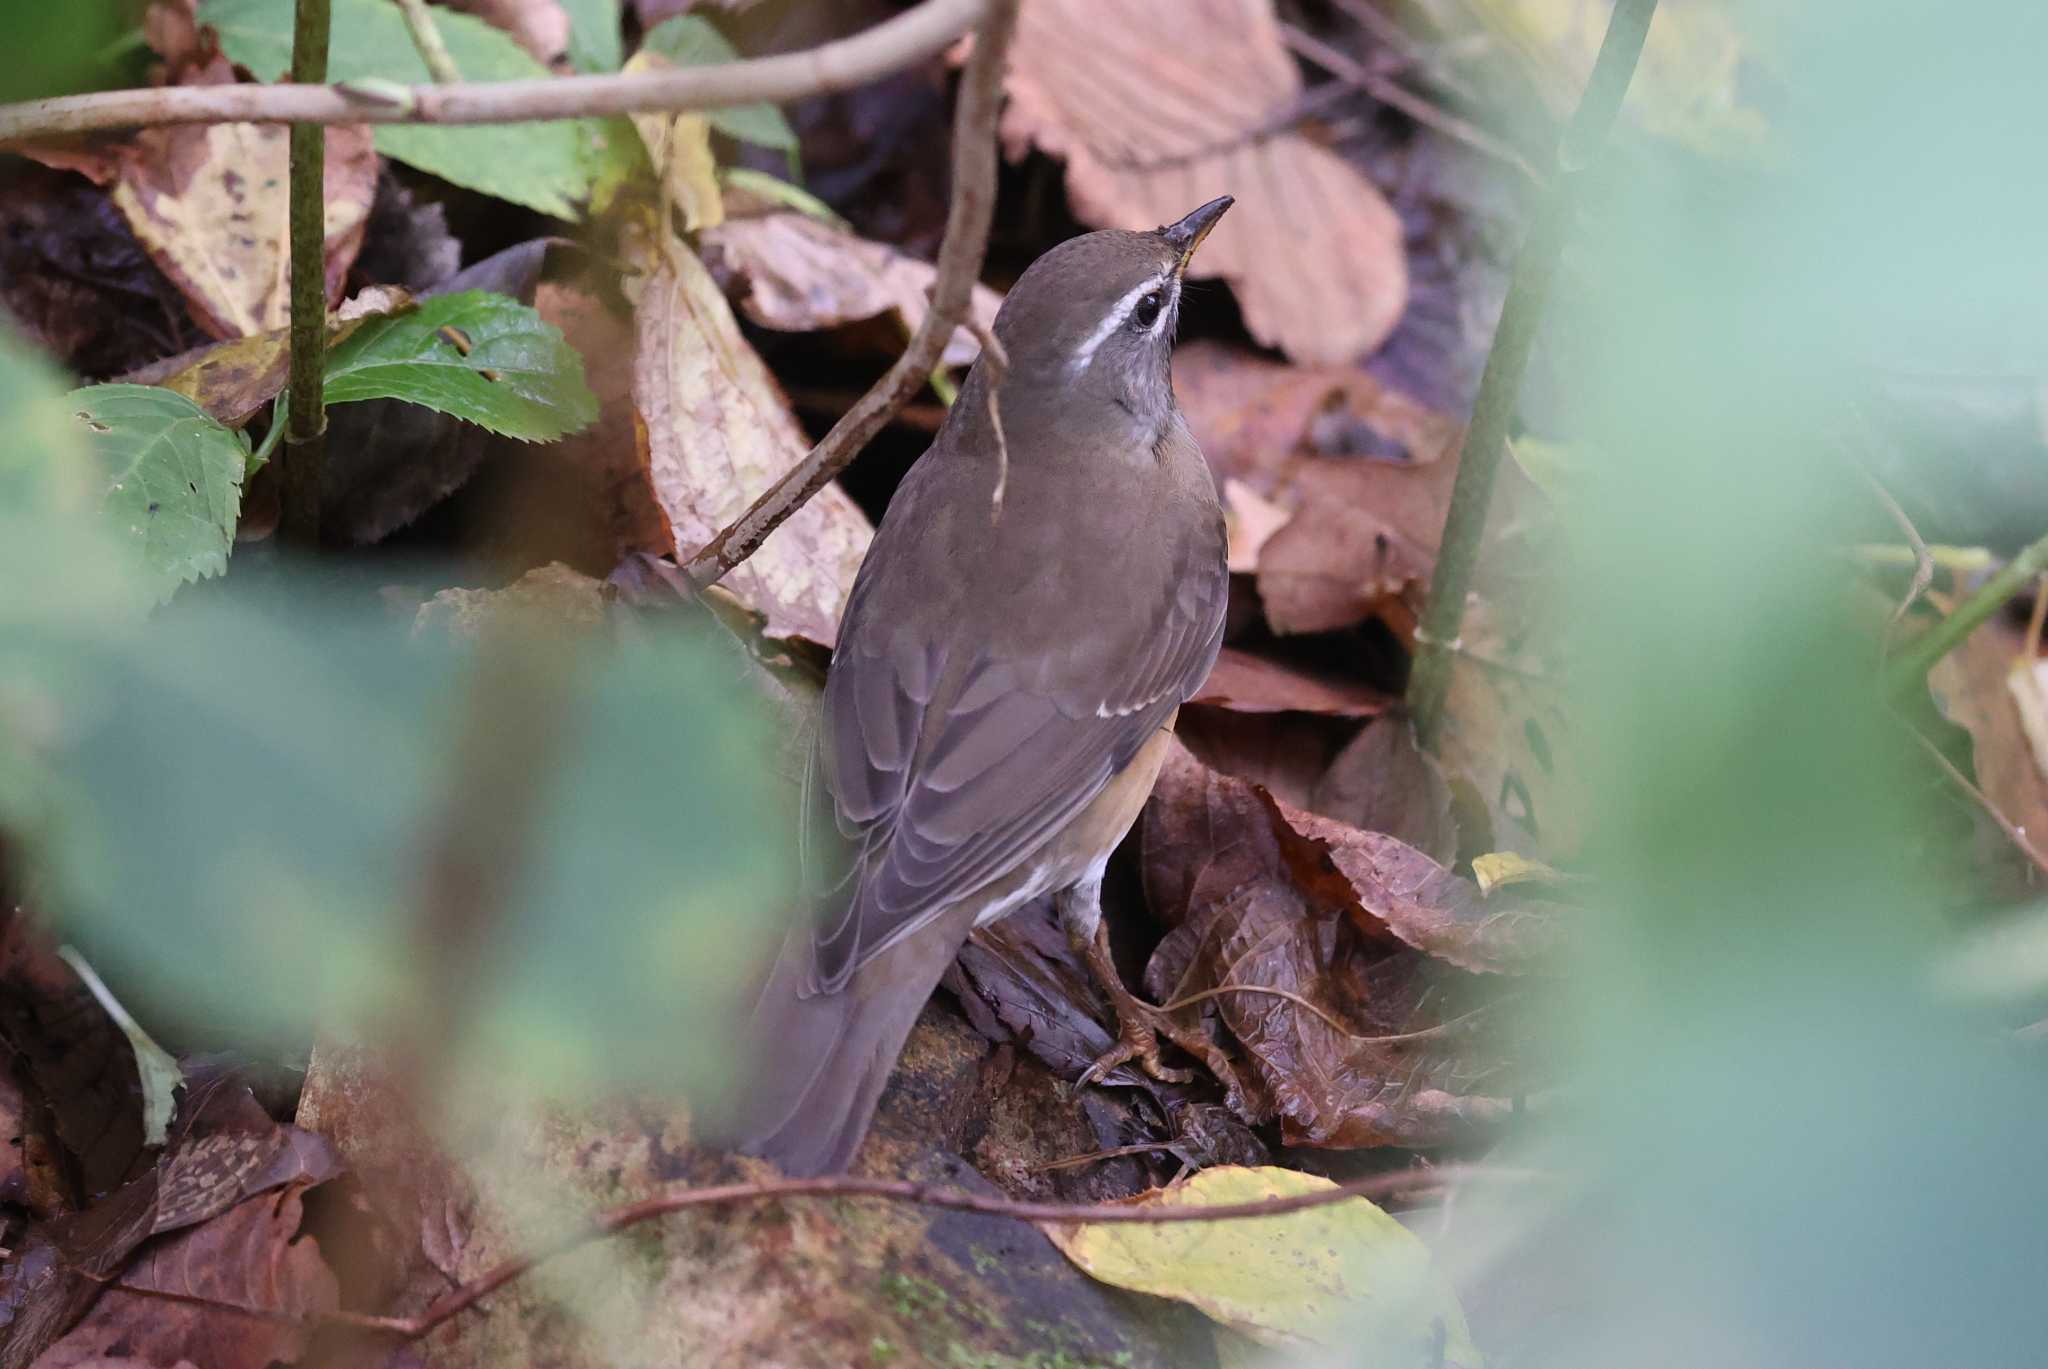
[1131,289,1165,329]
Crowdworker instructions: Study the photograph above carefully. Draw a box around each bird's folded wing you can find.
[807,561,1225,993]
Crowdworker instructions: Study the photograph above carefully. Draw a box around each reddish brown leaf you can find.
[1003,0,1406,364]
[1309,716,1458,865]
[1264,794,1559,975]
[37,1184,337,1369]
[1175,705,1352,811]
[1191,647,1396,720]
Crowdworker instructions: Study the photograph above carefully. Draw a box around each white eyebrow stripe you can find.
[1067,270,1172,376]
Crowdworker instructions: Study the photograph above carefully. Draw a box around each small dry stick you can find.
[394,0,462,84]
[298,1162,1539,1340]
[973,318,1011,520]
[683,0,1019,588]
[1910,726,2048,879]
[1861,467,1935,661]
[0,0,989,144]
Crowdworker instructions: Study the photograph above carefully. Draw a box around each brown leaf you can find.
[1264,793,1559,975]
[0,911,145,1206]
[1138,740,1521,1148]
[110,60,376,340]
[1932,617,2048,885]
[629,235,872,644]
[1177,341,1464,490]
[1191,646,1396,720]
[1002,0,1406,364]
[1310,716,1458,865]
[1174,704,1353,811]
[443,0,571,64]
[1222,477,1290,573]
[701,210,1004,368]
[0,1074,339,1368]
[37,1185,338,1369]
[1254,450,1461,636]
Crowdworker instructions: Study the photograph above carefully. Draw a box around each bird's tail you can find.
[706,906,976,1176]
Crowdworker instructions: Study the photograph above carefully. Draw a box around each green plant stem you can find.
[393,0,462,83]
[1884,530,2048,697]
[1405,0,1660,752]
[281,0,331,545]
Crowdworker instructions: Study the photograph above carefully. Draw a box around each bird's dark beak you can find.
[1162,195,1233,277]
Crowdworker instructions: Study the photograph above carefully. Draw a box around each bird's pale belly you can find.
[966,715,1179,928]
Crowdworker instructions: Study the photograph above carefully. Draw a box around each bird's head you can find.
[988,196,1232,439]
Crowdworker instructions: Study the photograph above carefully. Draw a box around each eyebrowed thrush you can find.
[723,197,1239,1176]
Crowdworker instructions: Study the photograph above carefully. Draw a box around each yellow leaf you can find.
[1042,1165,1481,1366]
[1471,850,1565,895]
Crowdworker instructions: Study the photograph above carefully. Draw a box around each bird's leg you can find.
[1056,877,1235,1092]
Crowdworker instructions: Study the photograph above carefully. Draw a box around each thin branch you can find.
[973,319,1011,520]
[280,0,330,545]
[1159,982,1357,1037]
[1278,22,1541,185]
[259,1162,1534,1340]
[1884,529,2048,698]
[1406,0,1660,752]
[394,0,463,84]
[1860,466,1934,662]
[682,0,1018,588]
[0,0,987,144]
[1910,725,2048,880]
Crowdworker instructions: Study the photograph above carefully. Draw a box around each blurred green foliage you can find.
[0,333,794,1105]
[0,0,129,103]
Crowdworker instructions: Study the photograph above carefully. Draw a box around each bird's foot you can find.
[1070,921,1239,1094]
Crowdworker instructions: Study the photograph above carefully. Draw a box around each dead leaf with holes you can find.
[701,210,1004,368]
[1002,0,1406,364]
[110,58,376,340]
[627,229,871,644]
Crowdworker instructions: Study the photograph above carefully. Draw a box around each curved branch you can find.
[0,0,986,145]
[682,0,1018,588]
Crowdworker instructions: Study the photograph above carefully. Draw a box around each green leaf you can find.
[200,0,607,217]
[561,0,623,72]
[67,384,248,604]
[640,15,799,152]
[323,290,599,441]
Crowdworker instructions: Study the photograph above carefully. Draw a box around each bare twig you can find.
[1860,467,1935,661]
[1159,983,1357,1037]
[973,319,1011,520]
[123,1162,1538,1341]
[1279,22,1541,184]
[1884,528,2048,698]
[1406,0,1660,751]
[280,0,329,545]
[682,0,1018,588]
[394,0,463,84]
[0,0,987,144]
[1910,726,2048,879]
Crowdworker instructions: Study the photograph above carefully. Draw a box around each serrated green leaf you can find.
[67,384,247,604]
[561,0,623,72]
[200,0,606,217]
[323,290,598,441]
[640,15,799,152]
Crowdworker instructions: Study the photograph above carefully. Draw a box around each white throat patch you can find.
[1067,270,1173,376]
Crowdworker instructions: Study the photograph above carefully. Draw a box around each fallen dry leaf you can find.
[1044,1164,1480,1365]
[1002,0,1406,364]
[701,210,1004,368]
[1255,450,1462,637]
[445,0,571,64]
[1265,792,1558,975]
[1222,476,1290,573]
[1310,715,1459,866]
[111,59,376,339]
[1139,739,1518,1148]
[1930,615,2048,885]
[38,1183,339,1369]
[628,231,872,644]
[1191,646,1395,720]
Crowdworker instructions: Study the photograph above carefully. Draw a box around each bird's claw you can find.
[1077,1008,1198,1090]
